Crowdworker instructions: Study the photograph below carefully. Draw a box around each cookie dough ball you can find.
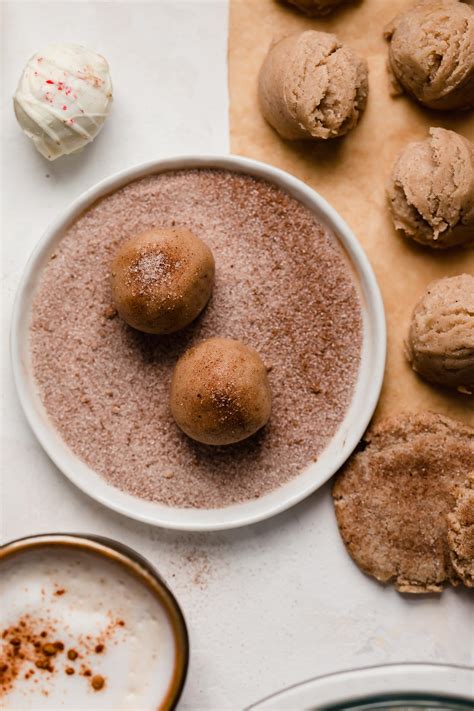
[283,0,356,16]
[333,412,474,592]
[384,0,474,110]
[111,228,215,334]
[170,338,272,445]
[447,473,474,588]
[258,30,368,140]
[14,44,113,160]
[406,275,474,393]
[387,128,474,248]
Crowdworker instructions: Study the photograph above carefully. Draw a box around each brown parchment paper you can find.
[228,0,474,425]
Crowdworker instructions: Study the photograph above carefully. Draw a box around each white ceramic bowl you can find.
[11,155,386,531]
[247,663,474,709]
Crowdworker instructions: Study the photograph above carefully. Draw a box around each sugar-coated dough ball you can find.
[13,44,113,160]
[384,0,474,110]
[258,30,368,140]
[283,0,357,15]
[406,275,474,393]
[387,128,474,249]
[170,338,272,445]
[111,228,215,335]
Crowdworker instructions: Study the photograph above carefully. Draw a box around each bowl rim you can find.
[10,153,386,531]
[246,662,474,709]
[0,532,189,710]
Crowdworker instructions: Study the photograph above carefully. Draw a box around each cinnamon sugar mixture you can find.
[30,169,362,508]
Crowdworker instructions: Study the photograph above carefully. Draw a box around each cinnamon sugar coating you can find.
[170,338,272,445]
[111,227,215,334]
[447,473,474,587]
[30,169,362,508]
[333,412,474,593]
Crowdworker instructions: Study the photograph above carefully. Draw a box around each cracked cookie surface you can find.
[333,412,474,593]
[447,472,474,588]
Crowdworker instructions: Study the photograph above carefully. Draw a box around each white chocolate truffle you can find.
[13,44,113,160]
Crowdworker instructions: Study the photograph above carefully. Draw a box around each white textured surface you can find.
[1,2,472,710]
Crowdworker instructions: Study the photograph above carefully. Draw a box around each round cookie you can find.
[170,337,272,446]
[333,412,474,593]
[447,473,474,588]
[111,227,215,334]
[406,275,474,393]
[283,0,356,16]
[387,128,474,249]
[258,30,368,141]
[384,0,474,111]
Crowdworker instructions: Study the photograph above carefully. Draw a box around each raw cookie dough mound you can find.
[333,412,474,593]
[111,227,215,334]
[447,473,474,587]
[170,337,272,446]
[406,275,474,393]
[384,0,474,110]
[387,128,474,249]
[283,0,356,16]
[258,30,368,140]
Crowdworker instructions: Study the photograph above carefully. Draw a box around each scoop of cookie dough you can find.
[406,274,474,393]
[283,0,356,15]
[333,412,474,593]
[447,473,474,588]
[387,128,474,248]
[170,337,272,445]
[384,0,474,110]
[111,227,215,334]
[258,30,368,140]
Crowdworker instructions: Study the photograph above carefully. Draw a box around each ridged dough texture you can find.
[333,412,474,593]
[258,30,368,140]
[283,0,356,16]
[384,0,474,110]
[406,274,474,392]
[387,128,474,249]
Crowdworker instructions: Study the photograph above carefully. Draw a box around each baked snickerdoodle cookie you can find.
[333,412,474,593]
[447,473,474,588]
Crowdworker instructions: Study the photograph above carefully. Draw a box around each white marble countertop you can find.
[1,2,472,709]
